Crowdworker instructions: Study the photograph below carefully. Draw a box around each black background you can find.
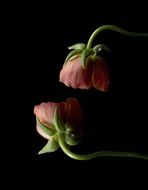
[25,4,148,174]
[2,3,148,188]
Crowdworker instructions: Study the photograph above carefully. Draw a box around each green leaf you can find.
[68,43,86,50]
[64,49,82,66]
[54,107,66,133]
[36,117,56,136]
[93,44,111,54]
[81,48,93,68]
[38,137,59,154]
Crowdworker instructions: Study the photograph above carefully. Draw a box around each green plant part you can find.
[54,109,148,161]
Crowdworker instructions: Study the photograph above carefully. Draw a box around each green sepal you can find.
[54,107,66,133]
[93,44,111,55]
[68,43,86,50]
[38,136,59,155]
[65,133,81,146]
[36,117,56,136]
[64,49,82,66]
[81,48,93,68]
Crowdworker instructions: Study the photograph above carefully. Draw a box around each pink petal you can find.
[92,57,109,91]
[60,56,93,89]
[66,98,83,135]
[34,102,57,127]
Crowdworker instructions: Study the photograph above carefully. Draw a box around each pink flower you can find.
[34,98,83,139]
[60,55,109,92]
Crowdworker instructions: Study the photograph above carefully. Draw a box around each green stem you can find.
[87,25,148,49]
[54,109,148,160]
[58,133,148,160]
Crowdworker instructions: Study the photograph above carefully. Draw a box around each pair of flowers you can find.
[34,41,109,154]
[34,25,148,160]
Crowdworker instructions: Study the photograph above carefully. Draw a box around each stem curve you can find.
[87,25,148,48]
[58,133,148,160]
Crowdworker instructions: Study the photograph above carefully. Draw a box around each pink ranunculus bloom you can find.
[59,55,109,92]
[34,98,83,139]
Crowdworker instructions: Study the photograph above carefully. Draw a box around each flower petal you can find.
[60,56,93,89]
[92,57,109,91]
[34,102,57,127]
[66,98,83,136]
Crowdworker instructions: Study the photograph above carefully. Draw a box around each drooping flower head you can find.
[60,43,109,92]
[34,98,84,154]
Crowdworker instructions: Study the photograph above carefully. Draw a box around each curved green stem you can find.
[54,109,148,160]
[58,133,148,160]
[87,25,148,49]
